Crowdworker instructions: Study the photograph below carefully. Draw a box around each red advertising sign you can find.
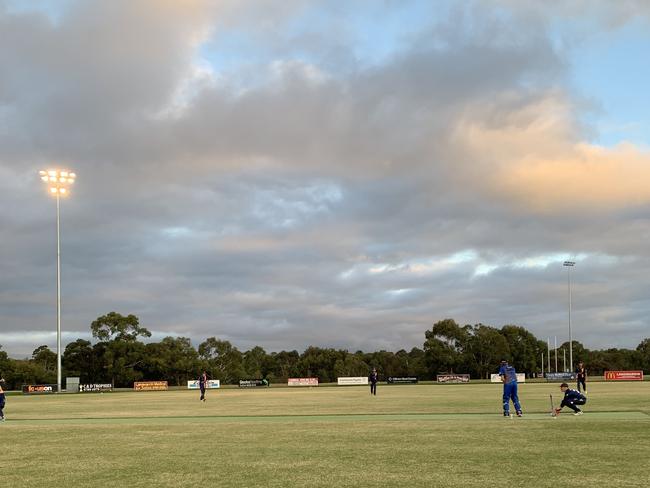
[604,371,644,381]
[288,377,319,386]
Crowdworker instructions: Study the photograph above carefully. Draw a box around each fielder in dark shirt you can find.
[555,382,587,416]
[575,362,587,393]
[369,368,378,396]
[0,378,6,421]
[198,371,208,402]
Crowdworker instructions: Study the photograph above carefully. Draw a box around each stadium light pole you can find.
[39,169,76,393]
[564,261,575,372]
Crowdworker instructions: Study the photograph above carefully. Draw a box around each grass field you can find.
[2,382,649,487]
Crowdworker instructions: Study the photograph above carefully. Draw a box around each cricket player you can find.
[575,362,587,394]
[369,368,378,396]
[555,382,587,416]
[198,371,208,402]
[0,378,6,421]
[498,360,523,417]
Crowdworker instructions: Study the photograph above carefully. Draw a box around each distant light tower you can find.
[563,261,575,372]
[39,169,76,393]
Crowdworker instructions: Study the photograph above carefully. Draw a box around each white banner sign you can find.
[288,378,319,386]
[490,373,526,383]
[79,383,113,392]
[337,376,369,386]
[187,379,221,389]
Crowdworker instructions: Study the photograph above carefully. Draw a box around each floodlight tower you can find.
[39,169,76,393]
[563,261,575,372]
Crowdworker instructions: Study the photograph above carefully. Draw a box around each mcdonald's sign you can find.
[604,371,643,381]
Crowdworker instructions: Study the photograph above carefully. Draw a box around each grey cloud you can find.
[1,1,649,357]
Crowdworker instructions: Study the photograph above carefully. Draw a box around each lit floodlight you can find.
[40,168,77,197]
[38,167,78,395]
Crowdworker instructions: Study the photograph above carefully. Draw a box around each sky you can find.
[1,0,650,358]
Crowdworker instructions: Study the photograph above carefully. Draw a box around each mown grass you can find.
[2,382,648,487]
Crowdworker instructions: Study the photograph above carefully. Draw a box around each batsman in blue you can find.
[499,360,523,417]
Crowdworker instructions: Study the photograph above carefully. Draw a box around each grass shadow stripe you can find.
[6,410,649,424]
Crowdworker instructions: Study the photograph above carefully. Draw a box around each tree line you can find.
[1,313,649,389]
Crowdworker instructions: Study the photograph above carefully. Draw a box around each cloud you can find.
[1,1,650,357]
[498,142,650,212]
[454,92,650,212]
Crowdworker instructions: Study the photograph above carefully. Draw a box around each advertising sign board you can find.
[288,378,319,386]
[387,377,418,384]
[490,373,526,383]
[337,377,369,386]
[604,371,644,381]
[134,381,168,391]
[436,374,470,383]
[545,372,576,382]
[239,379,270,388]
[187,379,221,389]
[22,384,57,394]
[79,384,113,393]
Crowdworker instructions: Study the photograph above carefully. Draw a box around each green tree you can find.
[392,349,412,377]
[298,347,345,383]
[363,350,398,377]
[462,324,510,379]
[63,339,95,382]
[500,325,542,374]
[407,347,429,378]
[590,348,641,374]
[558,340,589,370]
[243,346,268,378]
[0,345,15,388]
[100,340,147,387]
[424,319,466,374]
[144,337,200,385]
[637,338,650,373]
[32,345,57,373]
[333,353,369,378]
[198,338,244,383]
[91,312,151,342]
[90,312,151,387]
[268,350,300,380]
[7,359,40,388]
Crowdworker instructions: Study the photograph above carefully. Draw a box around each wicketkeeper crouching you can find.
[555,382,587,416]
